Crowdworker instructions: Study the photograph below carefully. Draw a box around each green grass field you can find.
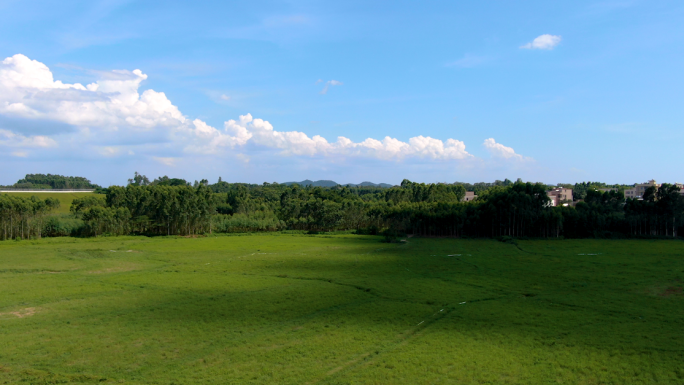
[0,192,101,214]
[1,234,683,384]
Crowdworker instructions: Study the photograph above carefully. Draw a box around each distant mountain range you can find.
[282,180,395,188]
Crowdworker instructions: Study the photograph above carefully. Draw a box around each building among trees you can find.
[462,191,478,202]
[622,180,659,200]
[547,188,573,206]
[616,180,684,200]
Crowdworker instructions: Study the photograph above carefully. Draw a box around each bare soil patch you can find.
[0,307,38,318]
[88,263,140,274]
[660,286,683,297]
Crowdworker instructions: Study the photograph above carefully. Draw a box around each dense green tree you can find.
[5,174,100,190]
[151,176,190,186]
[127,172,151,186]
[6,176,684,240]
[0,194,60,240]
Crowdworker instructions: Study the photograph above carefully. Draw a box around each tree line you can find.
[3,174,684,240]
[0,195,60,240]
[1,174,101,190]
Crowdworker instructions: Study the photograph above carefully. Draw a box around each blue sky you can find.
[1,0,683,186]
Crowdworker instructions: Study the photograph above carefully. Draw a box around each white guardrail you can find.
[0,189,96,193]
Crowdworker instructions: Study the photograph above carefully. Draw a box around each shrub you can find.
[43,214,87,237]
[498,235,518,245]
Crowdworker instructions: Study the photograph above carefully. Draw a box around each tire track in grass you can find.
[309,295,508,384]
[142,277,383,379]
[146,298,383,381]
[271,275,378,296]
[267,274,490,307]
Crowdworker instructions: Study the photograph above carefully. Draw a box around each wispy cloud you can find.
[520,34,562,50]
[206,89,259,106]
[236,153,250,163]
[262,14,310,27]
[586,0,637,15]
[446,54,488,68]
[100,146,120,157]
[153,157,177,166]
[217,13,315,43]
[603,122,642,133]
[320,80,343,95]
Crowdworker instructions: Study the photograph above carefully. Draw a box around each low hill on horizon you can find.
[282,179,395,188]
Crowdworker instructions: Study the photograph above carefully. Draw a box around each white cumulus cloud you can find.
[0,54,186,130]
[483,138,530,161]
[0,54,480,164]
[0,128,57,148]
[187,113,472,161]
[520,34,562,50]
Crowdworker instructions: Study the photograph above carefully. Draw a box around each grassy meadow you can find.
[0,234,683,384]
[1,192,101,215]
